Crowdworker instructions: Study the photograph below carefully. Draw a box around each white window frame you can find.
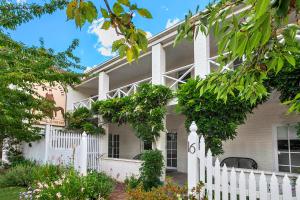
[272,123,300,173]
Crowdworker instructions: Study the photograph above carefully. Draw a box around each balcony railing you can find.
[162,63,194,90]
[73,95,99,110]
[106,77,152,99]
[208,53,242,72]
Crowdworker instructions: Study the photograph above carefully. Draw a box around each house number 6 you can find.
[188,142,196,154]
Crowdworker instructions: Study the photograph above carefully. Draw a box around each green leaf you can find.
[255,0,270,19]
[66,1,77,20]
[112,39,125,52]
[137,8,152,18]
[126,48,134,62]
[297,0,300,11]
[85,1,97,23]
[118,0,130,7]
[101,8,109,18]
[261,15,271,45]
[284,54,296,66]
[276,57,284,74]
[113,3,124,16]
[101,21,111,30]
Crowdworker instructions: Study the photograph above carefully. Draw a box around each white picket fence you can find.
[45,125,101,174]
[188,121,300,200]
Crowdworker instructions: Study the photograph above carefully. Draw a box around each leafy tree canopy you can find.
[66,0,152,62]
[175,0,300,110]
[0,0,82,142]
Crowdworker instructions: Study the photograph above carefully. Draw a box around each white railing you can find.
[208,52,242,72]
[162,64,194,90]
[106,77,152,99]
[187,122,300,200]
[45,128,101,174]
[100,157,142,182]
[73,95,99,110]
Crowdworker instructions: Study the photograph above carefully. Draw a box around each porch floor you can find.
[166,170,187,186]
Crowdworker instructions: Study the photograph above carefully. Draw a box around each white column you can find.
[80,132,88,176]
[188,121,199,193]
[152,43,166,85]
[194,32,210,78]
[98,72,109,159]
[98,72,109,100]
[44,124,51,164]
[152,43,167,180]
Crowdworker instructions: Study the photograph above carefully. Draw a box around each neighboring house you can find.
[21,84,67,163]
[66,17,300,180]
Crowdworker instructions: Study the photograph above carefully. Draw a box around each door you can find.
[108,134,119,158]
[167,132,177,169]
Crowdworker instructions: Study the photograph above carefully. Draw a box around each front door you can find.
[167,132,177,169]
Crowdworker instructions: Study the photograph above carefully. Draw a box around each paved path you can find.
[110,183,127,200]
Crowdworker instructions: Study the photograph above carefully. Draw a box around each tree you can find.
[0,0,82,142]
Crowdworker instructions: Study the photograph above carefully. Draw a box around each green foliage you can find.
[0,162,68,188]
[83,171,115,199]
[92,83,173,142]
[127,178,205,200]
[65,107,104,135]
[0,1,82,142]
[0,0,69,30]
[66,0,152,62]
[177,77,262,155]
[30,169,114,199]
[176,0,300,112]
[139,150,164,191]
[125,175,141,190]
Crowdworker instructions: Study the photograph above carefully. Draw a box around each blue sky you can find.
[8,0,210,71]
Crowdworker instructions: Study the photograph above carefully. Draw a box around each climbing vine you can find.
[65,107,104,135]
[92,83,173,143]
[177,77,264,155]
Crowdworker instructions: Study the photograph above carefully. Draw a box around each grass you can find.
[0,187,26,200]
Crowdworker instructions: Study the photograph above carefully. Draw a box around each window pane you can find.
[292,167,300,173]
[278,140,289,151]
[290,140,300,152]
[289,126,298,140]
[277,126,288,139]
[279,166,290,172]
[291,153,300,166]
[278,153,290,165]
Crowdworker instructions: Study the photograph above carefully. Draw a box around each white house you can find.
[65,17,300,182]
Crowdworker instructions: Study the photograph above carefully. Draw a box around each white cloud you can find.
[16,0,26,3]
[88,18,122,57]
[165,18,180,29]
[88,18,152,57]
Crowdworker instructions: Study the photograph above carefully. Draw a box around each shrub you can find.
[140,149,164,190]
[0,162,67,188]
[30,169,114,200]
[127,178,204,200]
[124,175,141,190]
[0,163,35,187]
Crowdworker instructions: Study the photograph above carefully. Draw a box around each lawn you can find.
[0,187,25,200]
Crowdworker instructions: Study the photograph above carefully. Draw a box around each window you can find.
[108,134,119,158]
[277,125,300,173]
[167,133,177,169]
[143,140,152,151]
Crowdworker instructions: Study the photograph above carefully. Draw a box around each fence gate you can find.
[45,125,101,172]
[187,121,300,200]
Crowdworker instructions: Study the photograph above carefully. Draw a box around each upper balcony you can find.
[68,31,222,111]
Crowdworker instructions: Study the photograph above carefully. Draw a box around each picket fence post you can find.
[80,132,88,176]
[188,121,199,194]
[44,123,51,164]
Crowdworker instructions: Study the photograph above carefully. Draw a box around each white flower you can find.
[81,187,85,192]
[43,183,49,188]
[56,192,62,199]
[37,182,43,188]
